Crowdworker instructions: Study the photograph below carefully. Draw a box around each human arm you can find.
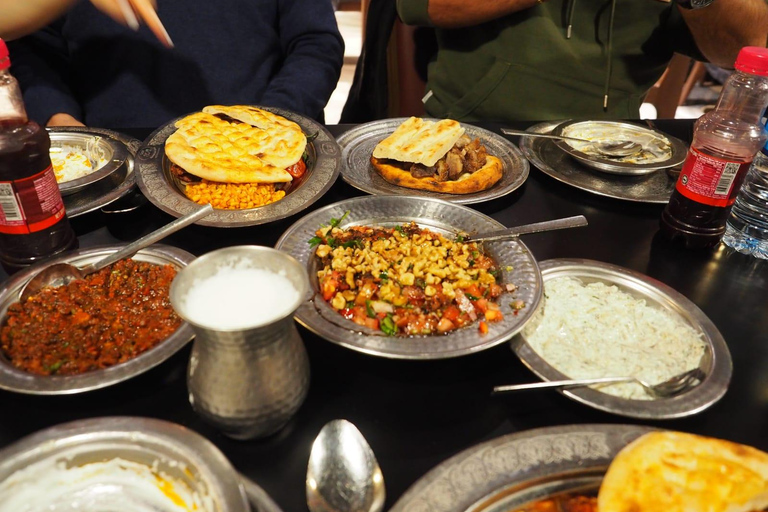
[679,0,768,68]
[258,0,344,121]
[0,0,170,47]
[396,0,539,29]
[6,23,84,126]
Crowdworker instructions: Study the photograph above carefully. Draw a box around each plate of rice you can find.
[510,258,731,419]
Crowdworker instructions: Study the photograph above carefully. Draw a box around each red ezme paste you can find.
[0,259,181,376]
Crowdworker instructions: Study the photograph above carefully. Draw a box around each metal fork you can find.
[492,367,706,399]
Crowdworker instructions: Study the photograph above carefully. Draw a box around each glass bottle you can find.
[0,39,76,272]
[659,47,768,249]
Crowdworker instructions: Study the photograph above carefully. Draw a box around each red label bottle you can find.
[660,47,768,249]
[0,39,76,272]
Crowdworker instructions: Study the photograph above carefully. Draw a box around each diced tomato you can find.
[437,317,455,333]
[473,298,488,313]
[354,281,379,306]
[478,320,489,334]
[484,309,503,322]
[339,308,354,320]
[285,159,307,179]
[488,284,504,298]
[321,271,341,301]
[465,284,482,299]
[364,317,380,330]
[442,305,461,322]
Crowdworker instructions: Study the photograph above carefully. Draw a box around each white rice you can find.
[523,276,707,400]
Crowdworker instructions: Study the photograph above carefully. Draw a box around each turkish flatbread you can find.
[598,431,768,512]
[371,155,503,194]
[165,105,306,184]
[372,117,465,167]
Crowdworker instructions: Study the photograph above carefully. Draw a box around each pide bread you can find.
[597,431,768,512]
[370,117,502,194]
[165,105,306,184]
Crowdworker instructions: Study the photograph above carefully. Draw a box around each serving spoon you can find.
[19,203,214,302]
[306,419,385,512]
[464,215,587,243]
[500,128,643,157]
[492,367,706,399]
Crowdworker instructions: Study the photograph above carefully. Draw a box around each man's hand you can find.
[47,113,85,127]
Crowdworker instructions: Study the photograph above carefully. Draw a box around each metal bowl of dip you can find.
[48,130,131,196]
[551,120,687,175]
[0,417,251,512]
[0,244,196,395]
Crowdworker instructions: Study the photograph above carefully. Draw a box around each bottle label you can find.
[676,147,751,207]
[0,165,66,235]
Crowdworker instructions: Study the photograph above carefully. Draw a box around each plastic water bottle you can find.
[723,131,768,258]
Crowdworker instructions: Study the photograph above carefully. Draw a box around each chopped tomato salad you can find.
[312,220,507,336]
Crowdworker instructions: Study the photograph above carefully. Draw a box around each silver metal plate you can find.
[518,121,677,204]
[511,258,732,419]
[337,118,529,205]
[49,130,131,196]
[552,120,687,175]
[0,417,250,512]
[275,195,542,360]
[50,127,139,217]
[390,424,654,512]
[0,244,195,395]
[135,106,340,228]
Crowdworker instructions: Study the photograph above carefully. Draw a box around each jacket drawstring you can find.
[603,0,617,111]
[566,0,576,39]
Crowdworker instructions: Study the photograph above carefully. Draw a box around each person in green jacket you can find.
[396,0,768,122]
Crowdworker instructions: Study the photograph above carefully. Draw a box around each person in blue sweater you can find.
[6,0,344,128]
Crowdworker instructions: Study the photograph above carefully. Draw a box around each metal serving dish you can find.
[275,195,543,360]
[0,417,280,512]
[0,244,195,395]
[136,106,340,228]
[390,424,653,512]
[337,118,529,205]
[511,258,732,419]
[49,130,131,196]
[551,120,687,175]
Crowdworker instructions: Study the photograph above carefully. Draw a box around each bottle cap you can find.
[734,46,768,76]
[0,39,9,71]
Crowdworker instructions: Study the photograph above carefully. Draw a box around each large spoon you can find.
[501,128,643,157]
[306,419,385,512]
[464,215,587,243]
[19,203,214,302]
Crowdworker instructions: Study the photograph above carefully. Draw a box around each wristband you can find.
[675,0,716,10]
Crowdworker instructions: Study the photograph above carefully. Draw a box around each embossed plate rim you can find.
[336,117,529,205]
[48,127,139,217]
[275,195,543,360]
[510,258,732,419]
[389,424,655,512]
[517,121,676,204]
[135,106,340,228]
[0,244,195,395]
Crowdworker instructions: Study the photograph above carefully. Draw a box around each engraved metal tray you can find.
[510,258,732,419]
[49,127,139,217]
[552,120,687,175]
[390,424,654,512]
[135,106,340,228]
[518,121,678,204]
[0,416,280,512]
[0,244,195,395]
[337,118,529,205]
[275,195,542,360]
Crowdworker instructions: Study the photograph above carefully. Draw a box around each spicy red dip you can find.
[0,259,181,376]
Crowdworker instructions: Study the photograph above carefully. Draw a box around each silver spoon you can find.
[464,215,587,243]
[492,367,706,399]
[500,128,643,157]
[19,203,214,302]
[306,419,385,512]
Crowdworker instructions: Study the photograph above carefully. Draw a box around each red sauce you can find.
[0,259,181,376]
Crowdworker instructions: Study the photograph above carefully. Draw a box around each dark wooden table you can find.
[1,120,766,512]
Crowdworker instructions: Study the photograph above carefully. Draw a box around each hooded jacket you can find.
[397,0,703,122]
